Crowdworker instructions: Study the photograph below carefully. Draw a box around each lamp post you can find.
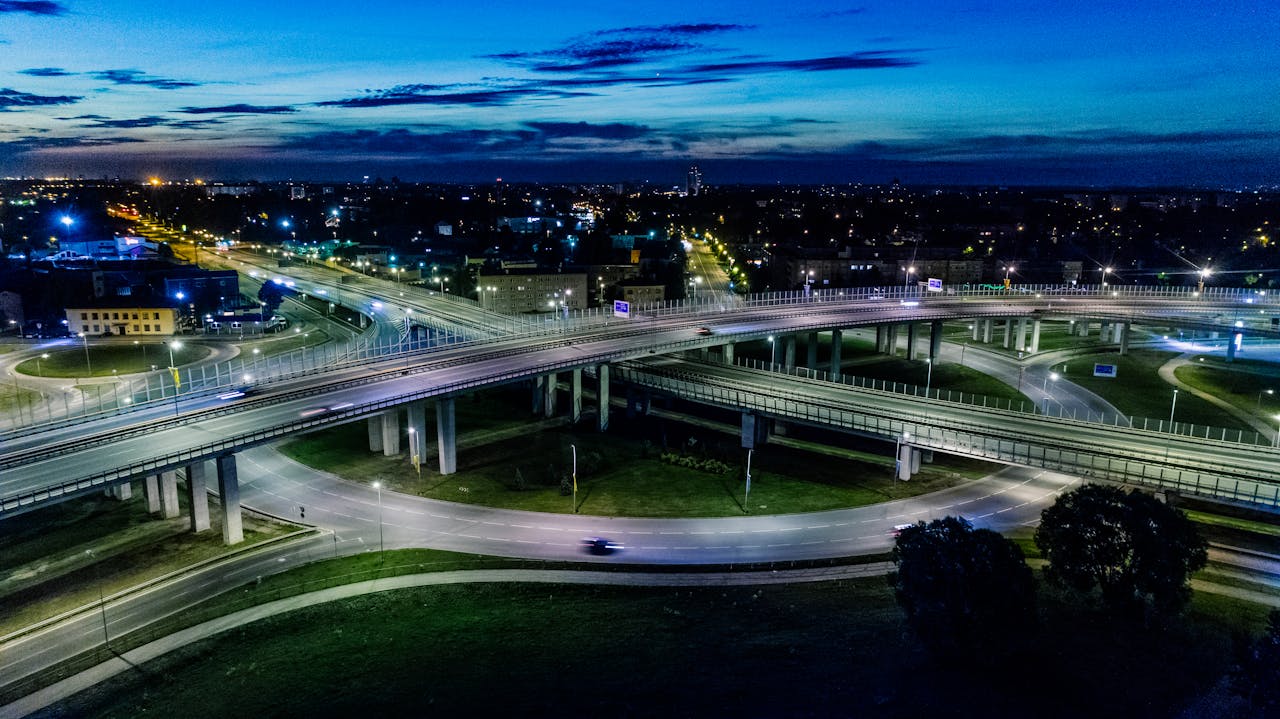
[1198,268,1211,294]
[1002,264,1015,289]
[1257,388,1273,409]
[168,340,182,415]
[903,265,915,293]
[924,358,933,397]
[1042,371,1059,394]
[85,549,109,646]
[408,428,420,478]
[1168,388,1179,431]
[371,480,384,555]
[37,352,48,377]
[1274,414,1280,449]
[743,447,753,513]
[78,332,92,374]
[570,444,577,514]
[1101,266,1112,291]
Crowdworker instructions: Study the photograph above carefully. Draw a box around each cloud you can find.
[0,87,81,109]
[489,23,751,73]
[0,1,67,15]
[19,67,72,77]
[317,84,589,109]
[90,69,199,90]
[79,115,172,129]
[178,103,297,115]
[524,121,651,140]
[684,52,920,74]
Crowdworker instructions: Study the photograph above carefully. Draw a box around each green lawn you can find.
[46,570,1273,719]
[14,342,213,378]
[280,410,992,517]
[1057,349,1249,429]
[1174,357,1280,423]
[0,383,42,415]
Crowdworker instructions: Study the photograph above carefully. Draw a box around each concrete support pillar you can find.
[1118,322,1131,355]
[875,326,887,353]
[160,470,180,519]
[570,368,583,423]
[783,335,796,370]
[1100,322,1112,343]
[971,321,981,341]
[531,375,546,416]
[723,342,735,364]
[597,364,610,432]
[106,481,132,501]
[1029,319,1042,354]
[896,443,914,481]
[185,461,210,533]
[910,447,922,474]
[543,371,558,418]
[436,397,457,474]
[1016,318,1028,352]
[829,329,843,380]
[407,402,428,465]
[1078,319,1089,337]
[906,323,919,360]
[144,474,162,514]
[215,454,243,545]
[982,318,994,343]
[929,320,943,361]
[806,332,818,370]
[1002,319,1013,349]
[887,324,900,356]
[381,409,401,457]
[1227,333,1240,363]
[367,416,383,453]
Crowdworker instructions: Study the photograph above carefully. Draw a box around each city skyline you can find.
[1,0,1277,186]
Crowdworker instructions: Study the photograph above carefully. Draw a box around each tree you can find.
[1232,609,1280,712]
[257,282,286,316]
[890,516,1036,657]
[1035,484,1207,617]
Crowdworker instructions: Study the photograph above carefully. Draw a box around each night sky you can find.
[2,0,1277,185]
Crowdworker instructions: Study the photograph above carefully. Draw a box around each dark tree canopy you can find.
[1232,609,1280,712]
[1035,484,1207,617]
[890,516,1036,657]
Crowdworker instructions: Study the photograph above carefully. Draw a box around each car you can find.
[216,384,255,401]
[891,523,915,537]
[695,326,713,335]
[582,537,623,555]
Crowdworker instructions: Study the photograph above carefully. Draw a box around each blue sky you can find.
[1,0,1277,185]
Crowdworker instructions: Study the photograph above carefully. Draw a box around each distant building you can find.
[66,306,178,336]
[290,185,306,200]
[620,284,665,307]
[686,165,703,196]
[478,270,587,314]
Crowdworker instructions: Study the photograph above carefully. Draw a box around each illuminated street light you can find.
[1259,388,1274,409]
[37,352,49,377]
[371,480,384,555]
[78,332,92,374]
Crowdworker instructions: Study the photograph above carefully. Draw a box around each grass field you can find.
[47,568,1273,719]
[13,342,213,378]
[280,406,996,517]
[1174,357,1280,422]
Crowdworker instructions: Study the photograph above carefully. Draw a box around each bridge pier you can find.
[185,461,210,533]
[1118,322,1131,355]
[531,375,546,415]
[1077,319,1089,337]
[906,323,919,360]
[971,321,981,341]
[896,443,921,481]
[806,332,818,370]
[722,341,735,364]
[1002,319,1013,349]
[597,364,610,432]
[570,368,583,423]
[887,324,900,356]
[381,410,401,457]
[216,454,243,545]
[875,326,887,354]
[929,320,943,361]
[982,318,994,343]
[105,481,132,501]
[1227,333,1241,362]
[1015,318,1028,352]
[783,335,796,370]
[829,329,843,379]
[1028,319,1042,354]
[437,397,457,475]
[153,470,179,519]
[544,371,558,417]
[144,474,162,514]
[367,417,383,452]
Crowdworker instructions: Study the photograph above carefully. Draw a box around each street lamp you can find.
[1274,414,1280,449]
[903,265,915,291]
[570,444,577,514]
[924,358,933,397]
[1198,268,1211,293]
[371,480,384,555]
[1257,388,1273,409]
[408,428,420,478]
[743,447,753,513]
[1101,266,1112,290]
[78,332,92,374]
[1042,371,1059,393]
[168,340,182,415]
[37,352,49,377]
[84,549,109,646]
[1002,264,1015,289]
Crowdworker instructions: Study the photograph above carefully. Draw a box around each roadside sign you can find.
[1093,363,1117,378]
[613,299,631,318]
[927,278,943,292]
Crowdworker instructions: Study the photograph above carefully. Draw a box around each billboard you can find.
[613,300,631,318]
[1093,363,1117,378]
[927,278,943,292]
